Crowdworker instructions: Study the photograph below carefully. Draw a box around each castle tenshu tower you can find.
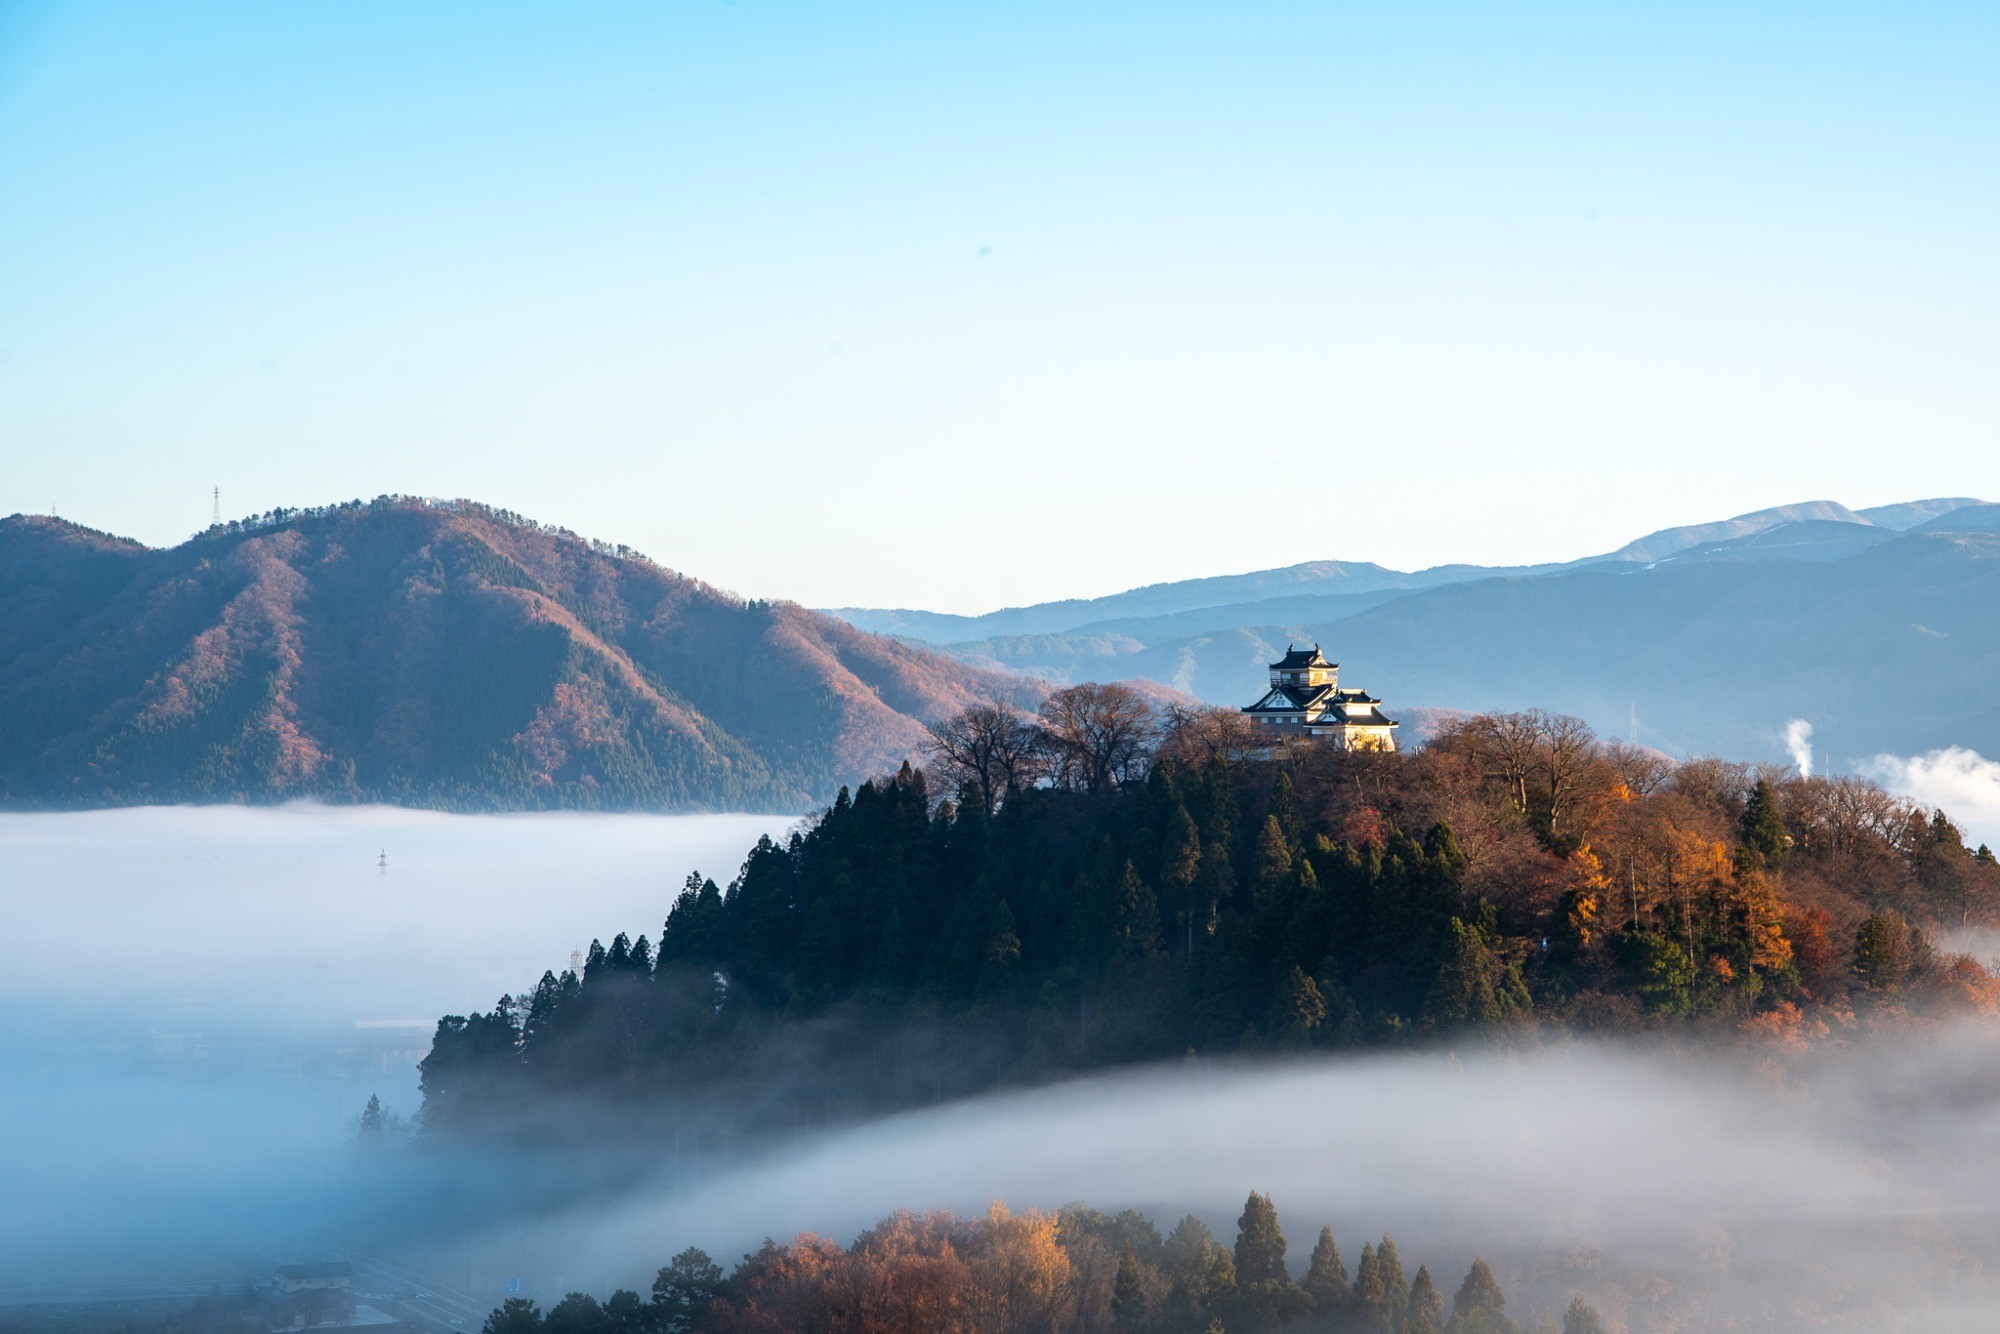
[1241,645,1399,750]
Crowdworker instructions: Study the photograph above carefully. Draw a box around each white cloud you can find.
[1864,746,2000,846]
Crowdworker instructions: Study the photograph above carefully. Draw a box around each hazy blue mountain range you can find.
[0,499,1046,811]
[831,499,2000,767]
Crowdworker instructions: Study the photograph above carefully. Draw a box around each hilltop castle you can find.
[1241,645,1399,750]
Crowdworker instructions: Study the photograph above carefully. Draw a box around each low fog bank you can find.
[425,1024,2000,1329]
[0,805,794,1287]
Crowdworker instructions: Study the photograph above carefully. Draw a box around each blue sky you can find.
[1,1,1995,610]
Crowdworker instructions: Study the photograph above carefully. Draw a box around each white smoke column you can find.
[1785,719,1814,776]
[1865,746,2000,847]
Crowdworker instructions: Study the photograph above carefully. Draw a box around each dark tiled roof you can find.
[1270,644,1334,670]
[1246,684,1335,710]
[1324,707,1399,727]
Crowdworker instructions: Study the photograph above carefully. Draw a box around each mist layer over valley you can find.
[0,806,792,1287]
[440,1027,2000,1331]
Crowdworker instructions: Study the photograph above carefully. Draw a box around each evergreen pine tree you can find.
[481,1298,543,1334]
[1271,965,1328,1045]
[1162,807,1204,958]
[357,1093,385,1148]
[1114,1242,1148,1327]
[1303,1225,1350,1315]
[1378,1235,1409,1326]
[1449,1258,1513,1333]
[1270,770,1304,846]
[1234,1191,1289,1284]
[1739,779,1788,863]
[1255,815,1294,896]
[1560,1296,1606,1334]
[542,1292,607,1334]
[1354,1243,1390,1333]
[1114,861,1165,958]
[977,900,1023,1002]
[1401,1265,1445,1334]
[651,1247,725,1333]
[1853,912,1909,992]
[1424,919,1502,1028]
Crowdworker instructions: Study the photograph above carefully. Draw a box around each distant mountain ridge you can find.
[0,498,1046,811]
[830,498,1989,642]
[831,498,2000,767]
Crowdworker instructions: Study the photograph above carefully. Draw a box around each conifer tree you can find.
[482,1298,543,1334]
[1402,1265,1445,1334]
[1378,1235,1409,1325]
[1853,912,1909,992]
[1114,1242,1148,1328]
[1162,806,1204,958]
[1355,1242,1390,1332]
[1303,1225,1350,1315]
[1424,920,1502,1027]
[1739,779,1788,863]
[651,1247,724,1333]
[1270,770,1304,846]
[541,1292,606,1334]
[1560,1296,1606,1334]
[357,1093,385,1148]
[1255,815,1294,896]
[1234,1191,1289,1284]
[977,901,1023,1002]
[1448,1258,1513,1333]
[1114,861,1165,958]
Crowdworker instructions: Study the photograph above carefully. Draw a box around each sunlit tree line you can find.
[479,1192,1608,1334]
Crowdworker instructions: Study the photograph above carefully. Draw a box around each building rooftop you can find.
[1270,644,1334,670]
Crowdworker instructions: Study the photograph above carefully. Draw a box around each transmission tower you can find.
[211,486,221,527]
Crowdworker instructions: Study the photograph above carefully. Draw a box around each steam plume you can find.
[1785,718,1813,776]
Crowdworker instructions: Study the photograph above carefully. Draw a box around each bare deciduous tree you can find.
[1038,683,1159,792]
[922,706,1046,813]
[1158,703,1259,770]
[1529,709,1598,838]
[1464,712,1542,814]
[1603,738,1675,798]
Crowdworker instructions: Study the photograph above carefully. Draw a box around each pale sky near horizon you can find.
[1,1,1995,612]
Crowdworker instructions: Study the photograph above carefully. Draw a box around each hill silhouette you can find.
[0,498,1044,810]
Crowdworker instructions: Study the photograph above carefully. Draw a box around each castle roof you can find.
[1245,684,1394,717]
[1270,644,1334,670]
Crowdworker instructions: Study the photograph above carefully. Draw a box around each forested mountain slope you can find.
[0,499,1044,810]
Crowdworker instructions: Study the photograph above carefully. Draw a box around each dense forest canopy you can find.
[420,695,2000,1136]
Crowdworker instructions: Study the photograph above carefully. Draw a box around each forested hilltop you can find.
[420,694,2000,1134]
[0,498,1043,810]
